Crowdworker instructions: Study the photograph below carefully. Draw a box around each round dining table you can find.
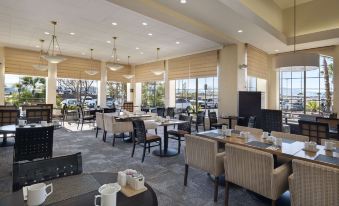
[0,172,158,206]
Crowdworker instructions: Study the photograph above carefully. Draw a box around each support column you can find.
[0,47,5,105]
[98,61,107,107]
[267,55,279,109]
[164,60,170,107]
[46,63,57,106]
[333,46,339,113]
[218,44,245,116]
[134,82,142,107]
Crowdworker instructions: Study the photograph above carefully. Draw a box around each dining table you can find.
[152,119,188,157]
[0,172,158,206]
[196,129,339,169]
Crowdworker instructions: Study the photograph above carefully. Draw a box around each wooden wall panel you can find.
[247,45,269,79]
[134,60,165,82]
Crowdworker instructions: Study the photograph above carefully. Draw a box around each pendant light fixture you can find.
[42,21,67,64]
[85,48,98,75]
[122,56,135,79]
[151,48,165,75]
[107,37,124,71]
[275,0,319,71]
[33,39,48,71]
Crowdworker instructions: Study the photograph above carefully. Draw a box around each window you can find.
[279,55,334,122]
[142,81,165,107]
[247,76,257,91]
[106,81,127,108]
[5,74,46,106]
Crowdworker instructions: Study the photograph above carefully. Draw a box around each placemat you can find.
[246,141,271,149]
[45,174,101,205]
[231,130,241,135]
[315,155,339,166]
[282,139,296,144]
[198,132,222,138]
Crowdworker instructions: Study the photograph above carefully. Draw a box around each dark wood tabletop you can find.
[0,173,158,206]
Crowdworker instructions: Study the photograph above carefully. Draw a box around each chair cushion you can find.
[146,134,161,141]
[168,130,189,137]
[83,115,94,120]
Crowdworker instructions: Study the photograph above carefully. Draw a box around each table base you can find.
[152,148,178,157]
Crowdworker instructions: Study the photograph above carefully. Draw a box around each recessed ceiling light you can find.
[106,40,111,44]
[69,32,75,35]
[140,52,144,55]
[112,22,117,26]
[180,0,187,4]
[44,32,50,35]
[136,47,140,50]
[275,49,279,52]
[237,30,243,33]
[176,41,180,44]
[142,22,148,26]
[148,33,153,36]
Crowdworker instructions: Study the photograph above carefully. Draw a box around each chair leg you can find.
[271,200,276,206]
[77,120,80,129]
[102,131,106,142]
[131,141,136,157]
[196,124,199,133]
[178,136,181,154]
[155,128,157,135]
[81,121,84,131]
[142,144,146,163]
[112,134,116,146]
[159,140,162,156]
[96,127,99,138]
[224,181,229,206]
[184,164,188,186]
[148,142,151,153]
[214,176,219,202]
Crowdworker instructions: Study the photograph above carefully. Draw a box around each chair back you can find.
[156,107,165,117]
[22,105,43,111]
[0,105,17,110]
[224,144,274,199]
[289,160,339,206]
[103,108,116,113]
[14,125,54,162]
[316,117,339,131]
[0,109,19,126]
[96,112,104,130]
[103,114,115,133]
[132,119,147,143]
[261,109,282,132]
[123,102,134,112]
[26,108,51,123]
[12,153,82,192]
[298,120,328,144]
[208,111,218,125]
[185,134,219,176]
[196,111,205,125]
[165,107,175,118]
[320,139,339,147]
[178,115,192,133]
[235,125,263,137]
[37,104,53,122]
[271,131,309,142]
[247,116,256,128]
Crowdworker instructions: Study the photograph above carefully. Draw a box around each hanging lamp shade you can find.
[275,52,320,71]
[107,36,124,71]
[151,48,165,75]
[85,48,99,75]
[42,21,66,64]
[122,74,134,79]
[33,39,48,71]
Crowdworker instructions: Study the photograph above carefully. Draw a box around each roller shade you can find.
[4,47,48,77]
[57,56,101,80]
[134,60,165,82]
[247,45,269,79]
[107,64,131,82]
[168,50,217,80]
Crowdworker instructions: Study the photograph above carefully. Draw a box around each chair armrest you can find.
[271,163,292,200]
[215,152,225,176]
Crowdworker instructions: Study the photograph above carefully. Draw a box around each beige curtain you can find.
[134,60,165,82]
[107,64,132,82]
[57,56,101,80]
[247,45,269,79]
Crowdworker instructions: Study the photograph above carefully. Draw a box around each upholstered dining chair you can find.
[95,112,105,139]
[132,119,162,163]
[208,111,226,130]
[103,114,133,146]
[224,144,291,206]
[271,131,309,142]
[289,159,339,206]
[184,134,225,202]
[168,115,192,154]
[320,139,339,147]
[234,125,263,137]
[192,111,205,132]
[77,105,95,130]
[298,120,329,144]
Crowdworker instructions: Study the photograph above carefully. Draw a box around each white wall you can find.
[98,61,107,107]
[0,47,5,105]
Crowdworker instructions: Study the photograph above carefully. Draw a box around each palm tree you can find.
[21,77,45,96]
[322,58,331,112]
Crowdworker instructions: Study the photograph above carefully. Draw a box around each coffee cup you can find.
[95,184,121,206]
[225,129,232,137]
[221,125,228,132]
[324,141,335,150]
[262,132,269,139]
[274,138,283,147]
[27,183,53,206]
[117,172,127,187]
[18,119,27,126]
[40,121,48,127]
[166,116,171,121]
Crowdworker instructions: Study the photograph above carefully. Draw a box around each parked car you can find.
[106,97,119,108]
[61,99,78,107]
[206,98,218,108]
[81,96,97,108]
[175,98,192,110]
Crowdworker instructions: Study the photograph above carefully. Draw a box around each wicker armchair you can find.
[298,120,329,144]
[95,112,105,139]
[132,119,161,163]
[192,111,205,132]
[271,131,309,142]
[168,115,192,154]
[165,107,175,119]
[208,111,226,130]
[224,144,291,206]
[0,109,19,126]
[156,107,165,117]
[13,153,82,192]
[37,104,53,122]
[289,159,339,206]
[103,114,133,146]
[234,125,263,137]
[261,109,282,132]
[14,126,54,162]
[320,139,339,147]
[26,108,51,124]
[0,105,17,110]
[184,134,225,202]
[77,106,95,130]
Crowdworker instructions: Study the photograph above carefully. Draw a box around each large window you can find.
[106,81,127,108]
[5,74,46,106]
[141,81,165,107]
[279,55,334,122]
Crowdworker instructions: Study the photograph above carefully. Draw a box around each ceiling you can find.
[273,0,314,9]
[0,0,220,64]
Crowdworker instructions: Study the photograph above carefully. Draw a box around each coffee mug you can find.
[274,138,283,147]
[324,141,335,150]
[95,185,121,206]
[225,129,232,137]
[18,119,27,126]
[40,121,48,126]
[117,172,127,187]
[27,183,53,206]
[262,132,269,139]
[221,125,228,132]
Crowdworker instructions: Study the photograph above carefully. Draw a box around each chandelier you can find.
[123,56,134,79]
[42,21,67,64]
[106,37,124,71]
[32,39,48,71]
[85,49,98,75]
[151,48,165,75]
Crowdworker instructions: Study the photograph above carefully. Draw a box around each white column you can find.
[0,47,5,105]
[218,44,245,116]
[98,61,107,107]
[127,83,132,102]
[135,82,142,107]
[164,60,170,107]
[46,63,57,106]
[169,80,176,107]
[333,46,339,113]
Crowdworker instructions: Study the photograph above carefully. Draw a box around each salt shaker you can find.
[117,171,127,187]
